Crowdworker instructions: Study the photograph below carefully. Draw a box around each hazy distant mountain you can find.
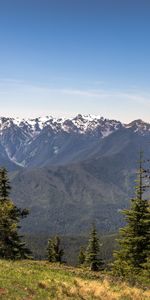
[0,114,150,169]
[2,114,149,236]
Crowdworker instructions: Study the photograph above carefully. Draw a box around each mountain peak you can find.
[0,114,150,169]
[128,119,146,126]
[126,119,150,135]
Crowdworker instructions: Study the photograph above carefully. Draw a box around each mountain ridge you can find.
[0,114,150,169]
[0,114,148,235]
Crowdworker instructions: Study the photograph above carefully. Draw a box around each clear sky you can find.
[0,0,150,122]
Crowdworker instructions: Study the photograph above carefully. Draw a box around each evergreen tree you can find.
[0,168,11,202]
[85,224,103,271]
[53,236,64,263]
[47,238,55,262]
[47,236,64,263]
[141,256,150,280]
[113,152,150,277]
[0,167,32,259]
[78,247,85,265]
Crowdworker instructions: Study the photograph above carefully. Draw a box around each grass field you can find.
[0,260,150,300]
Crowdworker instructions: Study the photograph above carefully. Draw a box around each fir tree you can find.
[85,224,103,271]
[47,236,64,263]
[141,256,150,281]
[53,236,64,263]
[47,238,55,262]
[0,168,11,202]
[0,167,32,259]
[78,247,85,265]
[113,152,150,277]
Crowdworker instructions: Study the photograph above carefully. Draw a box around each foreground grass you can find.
[0,260,150,300]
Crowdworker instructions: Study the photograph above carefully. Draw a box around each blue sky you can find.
[0,0,150,122]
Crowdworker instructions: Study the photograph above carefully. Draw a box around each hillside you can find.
[24,233,117,264]
[10,127,150,236]
[0,114,149,237]
[0,260,149,300]
[0,115,150,169]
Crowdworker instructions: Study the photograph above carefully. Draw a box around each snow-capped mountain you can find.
[3,115,150,236]
[0,114,150,169]
[0,114,122,136]
[126,119,150,135]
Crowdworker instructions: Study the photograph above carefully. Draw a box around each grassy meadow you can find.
[0,260,150,300]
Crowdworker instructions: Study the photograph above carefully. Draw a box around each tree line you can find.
[0,151,150,281]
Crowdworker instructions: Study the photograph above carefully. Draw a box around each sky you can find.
[0,0,150,122]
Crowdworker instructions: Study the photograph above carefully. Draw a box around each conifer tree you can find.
[85,224,103,271]
[0,167,32,259]
[0,168,11,201]
[47,236,64,263]
[78,247,85,265]
[53,236,64,263]
[113,152,150,277]
[141,257,150,279]
[47,238,55,262]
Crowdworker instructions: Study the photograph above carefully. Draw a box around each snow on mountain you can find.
[0,114,149,168]
[0,114,122,136]
[0,115,149,137]
[125,119,150,135]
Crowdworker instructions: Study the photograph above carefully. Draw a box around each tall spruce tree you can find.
[47,238,55,262]
[0,168,11,201]
[113,152,150,277]
[85,224,103,271]
[47,236,64,263]
[78,247,85,265]
[0,167,32,259]
[53,236,64,263]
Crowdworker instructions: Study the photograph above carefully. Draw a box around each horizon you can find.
[0,1,150,122]
[0,112,149,125]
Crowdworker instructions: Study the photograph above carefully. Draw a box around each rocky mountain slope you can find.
[0,114,150,169]
[1,114,150,235]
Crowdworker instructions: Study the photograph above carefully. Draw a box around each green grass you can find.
[0,260,150,300]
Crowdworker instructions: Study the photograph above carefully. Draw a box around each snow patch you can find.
[5,148,25,167]
[53,146,59,155]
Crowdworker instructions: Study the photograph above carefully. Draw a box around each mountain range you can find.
[1,114,150,236]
